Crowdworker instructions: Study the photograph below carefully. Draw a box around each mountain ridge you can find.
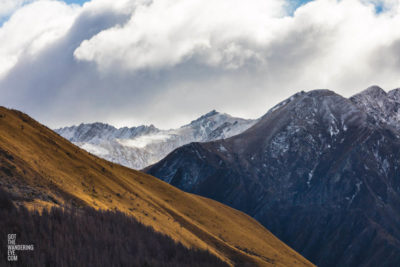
[350,85,400,132]
[55,110,257,169]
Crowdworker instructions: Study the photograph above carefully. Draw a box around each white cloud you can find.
[0,0,35,19]
[72,0,400,82]
[1,0,400,129]
[0,0,140,78]
[74,0,287,71]
[0,0,79,77]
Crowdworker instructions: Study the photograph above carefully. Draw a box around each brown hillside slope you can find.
[0,107,313,267]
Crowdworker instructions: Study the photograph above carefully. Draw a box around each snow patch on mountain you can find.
[79,143,109,156]
[117,134,171,148]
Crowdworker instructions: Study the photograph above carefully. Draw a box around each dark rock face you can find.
[350,86,400,132]
[146,88,400,267]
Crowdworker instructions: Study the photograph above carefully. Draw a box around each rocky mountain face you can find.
[350,86,400,131]
[146,86,400,267]
[55,110,256,169]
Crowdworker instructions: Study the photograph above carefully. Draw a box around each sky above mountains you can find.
[1,0,400,129]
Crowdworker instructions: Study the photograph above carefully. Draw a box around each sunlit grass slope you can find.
[0,107,314,267]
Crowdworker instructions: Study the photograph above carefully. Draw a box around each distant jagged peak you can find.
[184,109,249,128]
[79,122,117,130]
[187,110,224,125]
[55,121,161,143]
[58,121,159,133]
[56,122,116,132]
[118,124,159,132]
[203,109,219,117]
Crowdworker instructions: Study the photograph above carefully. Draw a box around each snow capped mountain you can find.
[55,110,257,169]
[57,122,160,142]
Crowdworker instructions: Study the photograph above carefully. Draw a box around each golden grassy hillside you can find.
[0,107,314,267]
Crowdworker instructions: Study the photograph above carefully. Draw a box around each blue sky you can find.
[287,0,313,15]
[63,0,90,5]
[289,0,313,8]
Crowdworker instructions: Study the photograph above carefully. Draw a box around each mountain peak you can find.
[352,85,387,99]
[199,109,220,120]
[304,89,335,97]
[81,122,116,130]
[57,109,256,169]
[205,109,218,117]
[188,110,222,125]
[388,88,400,100]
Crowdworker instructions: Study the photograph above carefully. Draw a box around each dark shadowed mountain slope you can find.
[0,188,227,267]
[146,87,400,267]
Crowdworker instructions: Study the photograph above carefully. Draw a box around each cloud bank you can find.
[1,0,400,129]
[0,0,35,20]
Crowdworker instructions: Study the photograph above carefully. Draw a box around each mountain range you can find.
[6,85,400,266]
[146,86,400,266]
[56,110,256,169]
[0,106,312,266]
